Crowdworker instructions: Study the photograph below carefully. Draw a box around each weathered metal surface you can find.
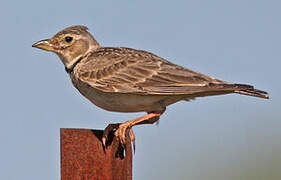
[61,128,132,180]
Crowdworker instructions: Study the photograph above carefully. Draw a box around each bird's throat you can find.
[65,56,84,74]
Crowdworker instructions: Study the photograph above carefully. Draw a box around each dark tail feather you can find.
[233,84,269,99]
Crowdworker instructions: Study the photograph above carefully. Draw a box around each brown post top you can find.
[61,128,132,180]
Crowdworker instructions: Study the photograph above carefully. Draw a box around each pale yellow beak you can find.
[32,39,55,52]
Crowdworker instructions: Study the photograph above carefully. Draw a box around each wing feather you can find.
[76,47,245,95]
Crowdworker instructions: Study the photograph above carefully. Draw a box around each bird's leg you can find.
[102,109,165,150]
[115,112,162,150]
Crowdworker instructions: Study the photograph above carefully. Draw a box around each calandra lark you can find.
[32,25,268,148]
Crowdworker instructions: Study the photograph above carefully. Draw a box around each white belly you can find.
[71,76,174,113]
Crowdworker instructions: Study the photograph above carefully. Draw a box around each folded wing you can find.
[77,47,268,99]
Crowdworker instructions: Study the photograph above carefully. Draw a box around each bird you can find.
[32,25,268,148]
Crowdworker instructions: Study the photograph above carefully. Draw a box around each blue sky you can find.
[1,1,280,179]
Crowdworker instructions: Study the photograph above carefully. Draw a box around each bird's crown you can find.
[54,25,89,37]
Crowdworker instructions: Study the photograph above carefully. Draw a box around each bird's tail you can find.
[230,84,269,99]
[207,83,269,99]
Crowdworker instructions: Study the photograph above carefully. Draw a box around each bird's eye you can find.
[65,36,73,43]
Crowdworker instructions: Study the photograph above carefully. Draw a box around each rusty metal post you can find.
[61,128,132,180]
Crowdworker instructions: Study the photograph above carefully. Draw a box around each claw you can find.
[102,136,106,148]
[102,122,135,152]
[114,125,128,147]
[102,123,120,149]
[129,129,135,153]
[114,123,135,150]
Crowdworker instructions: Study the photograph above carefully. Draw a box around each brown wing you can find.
[76,47,267,98]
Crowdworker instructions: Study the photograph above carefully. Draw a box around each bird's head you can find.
[32,25,100,71]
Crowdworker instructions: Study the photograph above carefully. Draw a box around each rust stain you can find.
[61,128,132,180]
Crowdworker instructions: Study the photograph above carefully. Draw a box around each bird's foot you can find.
[102,123,120,148]
[114,122,135,151]
[102,110,165,152]
[102,123,135,151]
